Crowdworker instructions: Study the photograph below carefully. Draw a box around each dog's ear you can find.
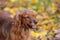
[14,12,22,28]
[11,12,22,33]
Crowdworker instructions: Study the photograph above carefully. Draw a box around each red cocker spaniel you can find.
[0,9,38,40]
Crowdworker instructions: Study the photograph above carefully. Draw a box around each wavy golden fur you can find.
[10,10,37,40]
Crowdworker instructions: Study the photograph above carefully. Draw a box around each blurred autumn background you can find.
[0,0,60,40]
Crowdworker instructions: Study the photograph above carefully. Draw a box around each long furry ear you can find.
[14,12,22,26]
[12,12,22,34]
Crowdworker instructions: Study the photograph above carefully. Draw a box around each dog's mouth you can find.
[28,24,37,29]
[28,19,38,29]
[31,24,37,29]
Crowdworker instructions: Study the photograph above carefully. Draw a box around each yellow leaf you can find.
[32,0,38,3]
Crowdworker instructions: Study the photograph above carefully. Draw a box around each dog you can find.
[0,9,38,40]
[9,9,38,40]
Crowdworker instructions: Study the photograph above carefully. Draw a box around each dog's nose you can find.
[34,19,38,24]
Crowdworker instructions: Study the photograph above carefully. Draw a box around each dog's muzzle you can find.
[28,19,38,29]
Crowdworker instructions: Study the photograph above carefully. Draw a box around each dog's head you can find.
[14,9,38,29]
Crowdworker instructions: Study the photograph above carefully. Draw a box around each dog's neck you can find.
[19,29,32,40]
[10,27,32,40]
